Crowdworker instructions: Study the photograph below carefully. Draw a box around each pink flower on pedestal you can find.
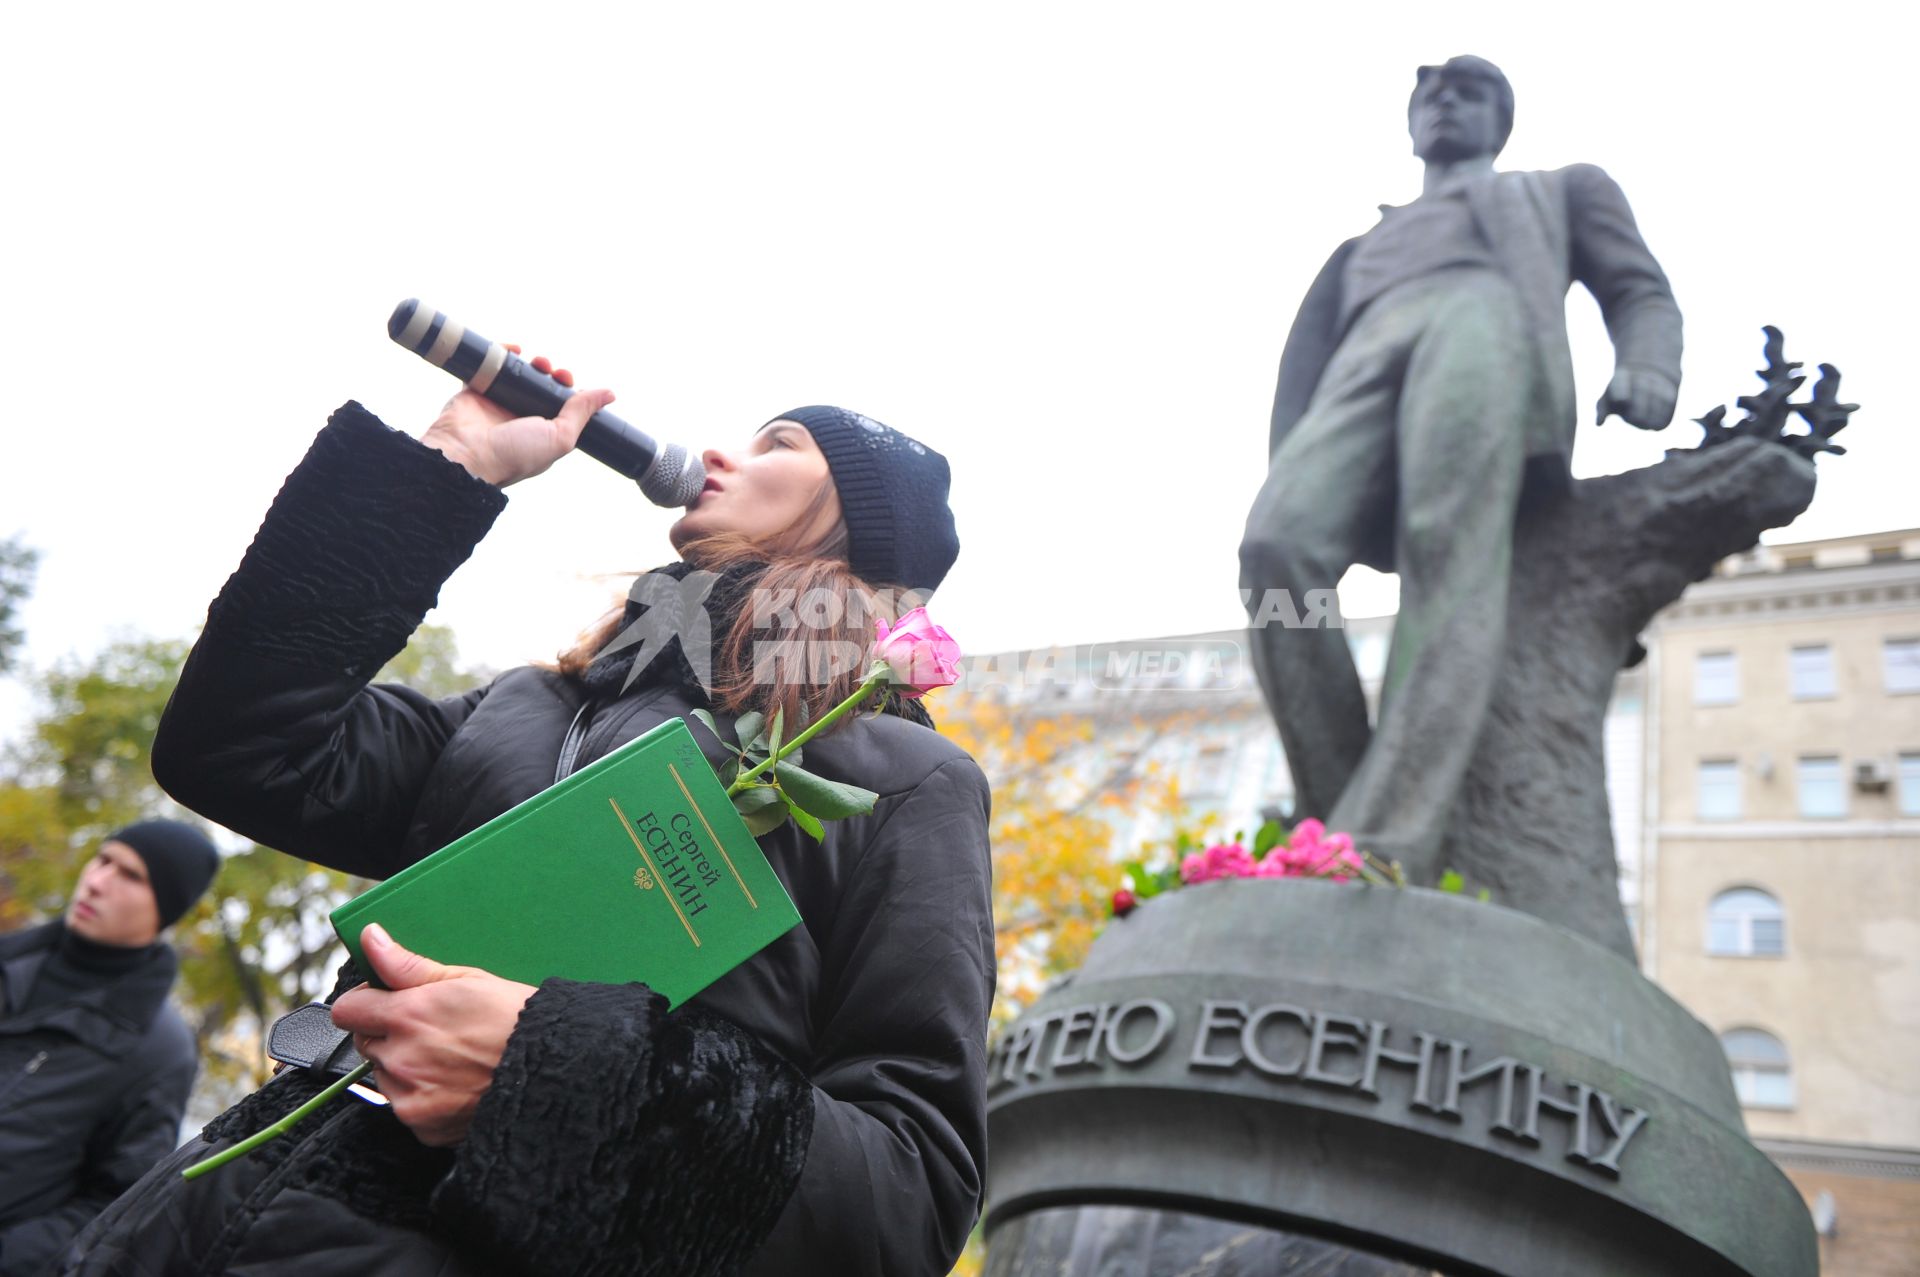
[1309,832,1364,882]
[1245,821,1368,880]
[1254,850,1296,878]
[1179,822,1371,889]
[1182,841,1257,884]
[1204,841,1255,879]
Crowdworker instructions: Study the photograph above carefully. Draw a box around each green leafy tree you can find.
[0,622,486,1111]
[0,636,190,922]
[939,697,1190,1028]
[0,536,38,676]
[30,637,191,831]
[0,784,66,926]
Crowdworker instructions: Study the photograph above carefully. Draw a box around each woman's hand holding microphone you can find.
[422,350,614,488]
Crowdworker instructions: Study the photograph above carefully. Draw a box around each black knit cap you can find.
[107,820,220,929]
[771,406,960,594]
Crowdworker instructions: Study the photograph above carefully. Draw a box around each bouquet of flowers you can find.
[1108,818,1483,918]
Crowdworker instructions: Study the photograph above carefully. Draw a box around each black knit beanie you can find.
[107,820,220,928]
[771,406,960,595]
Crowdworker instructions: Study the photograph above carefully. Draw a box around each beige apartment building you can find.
[1638,528,1920,1274]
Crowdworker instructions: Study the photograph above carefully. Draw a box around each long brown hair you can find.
[556,487,912,735]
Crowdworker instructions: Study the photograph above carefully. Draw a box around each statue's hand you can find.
[1596,368,1678,430]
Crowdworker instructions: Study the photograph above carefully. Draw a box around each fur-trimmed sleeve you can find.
[431,981,814,1277]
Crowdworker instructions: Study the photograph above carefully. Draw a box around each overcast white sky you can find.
[2,1,1911,740]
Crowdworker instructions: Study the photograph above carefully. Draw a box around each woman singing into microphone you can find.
[61,373,993,1277]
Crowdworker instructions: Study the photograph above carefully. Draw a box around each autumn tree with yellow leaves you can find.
[938,691,1190,1027]
[934,684,1195,1276]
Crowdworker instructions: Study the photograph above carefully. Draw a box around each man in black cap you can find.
[0,819,220,1276]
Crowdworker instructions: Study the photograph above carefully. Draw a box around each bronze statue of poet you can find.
[1239,55,1682,876]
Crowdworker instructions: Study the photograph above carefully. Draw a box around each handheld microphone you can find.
[387,300,706,508]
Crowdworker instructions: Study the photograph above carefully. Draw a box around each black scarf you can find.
[22,923,161,1015]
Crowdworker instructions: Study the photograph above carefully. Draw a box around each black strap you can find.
[267,1002,366,1079]
[555,697,598,783]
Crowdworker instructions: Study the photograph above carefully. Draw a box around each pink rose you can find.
[1323,851,1365,883]
[1254,851,1296,878]
[1246,823,1367,882]
[1305,831,1364,882]
[1311,830,1353,862]
[872,608,962,699]
[1111,888,1138,917]
[1180,851,1213,884]
[1204,842,1256,880]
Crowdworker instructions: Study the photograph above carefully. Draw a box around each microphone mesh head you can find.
[639,445,708,508]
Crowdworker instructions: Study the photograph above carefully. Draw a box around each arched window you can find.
[1720,1028,1794,1109]
[1707,888,1784,957]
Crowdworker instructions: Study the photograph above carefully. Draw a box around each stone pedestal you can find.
[983,879,1815,1276]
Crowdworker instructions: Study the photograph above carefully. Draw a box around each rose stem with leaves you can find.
[727,670,889,794]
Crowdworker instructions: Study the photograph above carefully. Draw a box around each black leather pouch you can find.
[267,1002,366,1079]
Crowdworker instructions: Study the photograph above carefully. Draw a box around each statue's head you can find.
[1408,55,1513,162]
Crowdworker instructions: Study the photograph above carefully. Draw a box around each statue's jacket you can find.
[1270,164,1683,476]
[57,405,996,1277]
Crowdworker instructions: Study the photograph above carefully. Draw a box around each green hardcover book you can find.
[330,717,800,1008]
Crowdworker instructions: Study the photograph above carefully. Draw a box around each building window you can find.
[1899,753,1920,817]
[1694,651,1737,705]
[1789,644,1835,700]
[1697,760,1741,821]
[1720,1028,1795,1109]
[1887,638,1920,695]
[1797,755,1847,819]
[1707,888,1784,956]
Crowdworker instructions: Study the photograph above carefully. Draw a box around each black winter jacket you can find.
[60,405,995,1277]
[0,924,196,1277]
